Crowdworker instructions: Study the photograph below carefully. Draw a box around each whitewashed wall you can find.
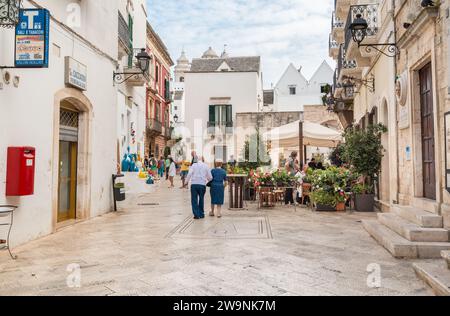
[0,0,119,246]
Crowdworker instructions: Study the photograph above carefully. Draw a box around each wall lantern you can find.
[349,14,399,58]
[342,79,355,99]
[113,48,152,84]
[0,0,22,28]
[343,75,375,93]
[173,114,179,123]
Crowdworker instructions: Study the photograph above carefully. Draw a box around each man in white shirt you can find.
[186,157,213,219]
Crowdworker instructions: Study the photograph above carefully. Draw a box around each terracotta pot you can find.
[336,202,346,212]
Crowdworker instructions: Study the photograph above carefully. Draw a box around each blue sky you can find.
[147,0,335,88]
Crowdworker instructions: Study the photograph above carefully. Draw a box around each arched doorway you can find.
[52,88,93,229]
[379,99,390,206]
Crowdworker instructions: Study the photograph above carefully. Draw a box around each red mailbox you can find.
[6,147,36,196]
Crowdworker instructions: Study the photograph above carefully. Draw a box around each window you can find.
[155,102,160,121]
[289,87,296,95]
[155,64,159,83]
[180,77,184,82]
[209,105,232,126]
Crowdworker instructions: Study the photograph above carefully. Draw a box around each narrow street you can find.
[0,176,431,296]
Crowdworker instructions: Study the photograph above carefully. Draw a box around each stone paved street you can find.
[0,177,432,296]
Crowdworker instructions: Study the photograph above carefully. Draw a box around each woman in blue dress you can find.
[209,159,227,218]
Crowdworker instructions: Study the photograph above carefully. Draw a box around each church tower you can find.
[174,49,191,83]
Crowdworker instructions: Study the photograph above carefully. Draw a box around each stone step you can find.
[378,213,449,242]
[413,262,450,296]
[392,205,443,228]
[442,251,450,269]
[362,220,450,258]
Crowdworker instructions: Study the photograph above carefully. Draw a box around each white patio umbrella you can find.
[264,120,343,148]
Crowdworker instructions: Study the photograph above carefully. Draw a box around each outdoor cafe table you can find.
[257,185,298,212]
[227,174,247,210]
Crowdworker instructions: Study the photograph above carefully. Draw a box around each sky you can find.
[147,0,335,89]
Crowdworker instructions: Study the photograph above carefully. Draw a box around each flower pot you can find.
[354,194,375,212]
[336,202,346,212]
[315,204,336,212]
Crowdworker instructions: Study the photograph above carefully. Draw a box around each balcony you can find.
[344,4,379,61]
[146,119,162,136]
[207,121,234,135]
[334,0,351,21]
[331,11,345,44]
[337,45,358,82]
[329,34,340,59]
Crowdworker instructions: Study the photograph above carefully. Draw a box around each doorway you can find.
[58,107,79,222]
[58,141,77,222]
[419,63,436,200]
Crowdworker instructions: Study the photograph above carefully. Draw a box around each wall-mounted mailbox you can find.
[6,147,36,196]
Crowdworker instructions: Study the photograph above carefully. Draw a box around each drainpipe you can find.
[392,0,400,205]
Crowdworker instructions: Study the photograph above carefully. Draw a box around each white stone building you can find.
[271,61,334,112]
[116,0,148,161]
[183,47,264,163]
[0,0,147,247]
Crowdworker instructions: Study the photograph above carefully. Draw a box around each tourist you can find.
[228,155,237,168]
[317,162,325,170]
[209,159,227,218]
[191,150,198,164]
[285,151,299,205]
[186,156,212,220]
[165,156,171,180]
[180,159,190,189]
[144,155,149,169]
[158,157,165,179]
[168,157,176,188]
[308,158,317,170]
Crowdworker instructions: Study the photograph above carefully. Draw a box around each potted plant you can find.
[343,124,387,212]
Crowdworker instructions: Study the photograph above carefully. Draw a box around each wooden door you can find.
[419,63,436,200]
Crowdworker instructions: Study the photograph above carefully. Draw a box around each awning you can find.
[264,120,343,148]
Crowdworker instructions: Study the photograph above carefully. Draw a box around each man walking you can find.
[165,156,171,180]
[186,156,212,219]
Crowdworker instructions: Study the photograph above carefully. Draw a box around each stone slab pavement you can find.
[0,175,432,296]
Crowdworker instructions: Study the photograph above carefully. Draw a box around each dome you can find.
[177,50,189,64]
[201,47,219,59]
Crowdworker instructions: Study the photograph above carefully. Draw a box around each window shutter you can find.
[226,105,232,124]
[209,105,215,123]
[128,15,134,67]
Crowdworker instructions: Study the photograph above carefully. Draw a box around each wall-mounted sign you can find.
[405,146,411,161]
[15,9,50,68]
[65,57,87,91]
[445,112,450,192]
[398,106,409,129]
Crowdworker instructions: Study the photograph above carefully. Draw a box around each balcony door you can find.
[209,105,232,126]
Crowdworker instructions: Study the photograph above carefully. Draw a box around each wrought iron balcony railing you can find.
[146,119,162,134]
[207,121,234,135]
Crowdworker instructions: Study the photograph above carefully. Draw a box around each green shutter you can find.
[209,105,215,124]
[226,105,232,125]
[128,15,133,67]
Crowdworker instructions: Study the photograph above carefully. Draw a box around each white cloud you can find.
[147,0,335,88]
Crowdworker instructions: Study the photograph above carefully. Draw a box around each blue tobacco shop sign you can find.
[15,9,50,68]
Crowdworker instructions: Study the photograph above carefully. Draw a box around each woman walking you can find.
[209,159,227,218]
[158,157,165,179]
[168,157,176,188]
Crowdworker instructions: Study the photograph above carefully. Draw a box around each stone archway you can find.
[51,88,93,230]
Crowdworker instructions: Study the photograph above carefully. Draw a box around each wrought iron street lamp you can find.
[343,75,375,93]
[0,0,22,28]
[113,48,151,84]
[173,114,179,123]
[349,14,399,58]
